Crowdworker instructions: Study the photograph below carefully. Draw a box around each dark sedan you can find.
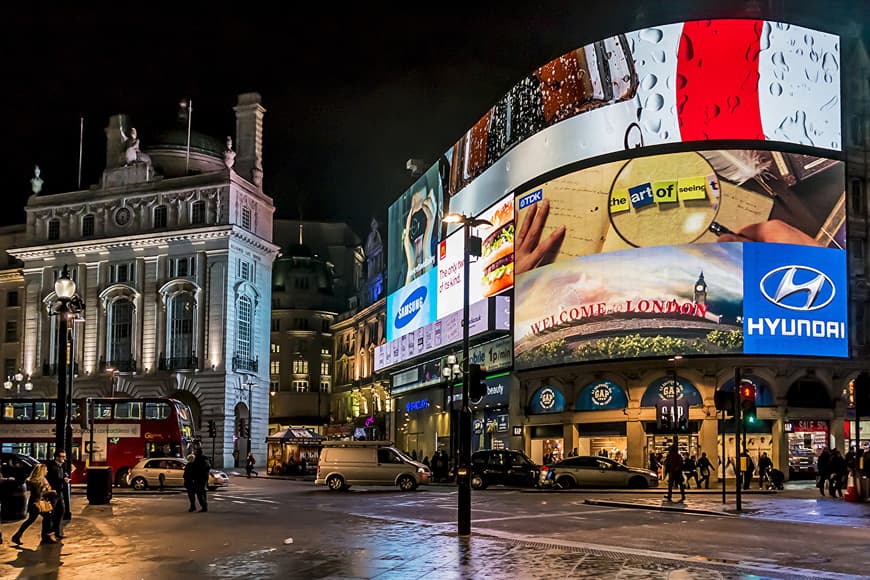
[541,456,659,489]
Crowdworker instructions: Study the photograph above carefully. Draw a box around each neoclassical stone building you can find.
[9,93,279,473]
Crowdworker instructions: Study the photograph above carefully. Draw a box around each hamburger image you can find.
[480,199,515,296]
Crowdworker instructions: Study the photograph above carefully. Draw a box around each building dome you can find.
[144,118,226,178]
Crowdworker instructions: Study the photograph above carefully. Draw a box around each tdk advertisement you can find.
[743,243,847,357]
[387,268,437,342]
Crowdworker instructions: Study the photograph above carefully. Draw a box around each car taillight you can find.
[540,465,549,472]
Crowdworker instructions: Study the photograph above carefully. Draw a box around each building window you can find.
[270,360,280,375]
[293,380,309,393]
[238,260,253,282]
[236,296,252,362]
[48,219,60,241]
[6,291,18,307]
[170,257,194,278]
[110,262,134,284]
[154,205,168,229]
[270,380,280,393]
[321,361,329,375]
[270,343,280,353]
[4,358,16,379]
[191,200,206,225]
[271,319,280,332]
[292,359,308,374]
[294,277,310,290]
[108,300,134,366]
[5,321,17,342]
[241,207,252,230]
[850,179,865,215]
[167,294,195,366]
[320,381,330,393]
[294,318,309,331]
[82,214,95,237]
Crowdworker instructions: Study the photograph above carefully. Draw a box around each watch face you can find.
[695,284,705,292]
[115,207,131,226]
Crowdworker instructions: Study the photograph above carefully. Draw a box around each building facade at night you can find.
[374,7,870,480]
[6,93,279,473]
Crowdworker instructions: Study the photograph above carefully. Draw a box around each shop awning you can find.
[266,428,325,445]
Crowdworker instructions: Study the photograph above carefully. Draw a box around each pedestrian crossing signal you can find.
[208,419,217,438]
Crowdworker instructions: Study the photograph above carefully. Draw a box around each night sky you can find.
[1,1,863,240]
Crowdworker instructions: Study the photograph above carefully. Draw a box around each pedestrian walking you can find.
[191,448,211,512]
[696,452,713,489]
[816,447,832,496]
[664,445,685,502]
[683,454,699,489]
[741,451,755,491]
[44,449,70,539]
[829,449,846,498]
[11,463,57,545]
[757,452,774,489]
[246,453,258,478]
[183,454,198,512]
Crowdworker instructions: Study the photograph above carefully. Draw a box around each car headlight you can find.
[418,467,428,474]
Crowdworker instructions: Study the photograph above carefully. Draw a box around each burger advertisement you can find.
[436,194,515,319]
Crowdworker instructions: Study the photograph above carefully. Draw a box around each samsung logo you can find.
[760,265,835,312]
[395,286,428,329]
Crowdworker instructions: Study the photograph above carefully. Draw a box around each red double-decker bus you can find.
[0,397,197,486]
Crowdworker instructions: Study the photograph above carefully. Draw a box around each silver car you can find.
[126,457,229,491]
[541,456,658,489]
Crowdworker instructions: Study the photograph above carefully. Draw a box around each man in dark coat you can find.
[816,447,832,496]
[183,454,198,512]
[664,445,685,502]
[44,450,70,539]
[191,449,211,512]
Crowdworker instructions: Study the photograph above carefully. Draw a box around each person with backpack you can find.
[246,453,258,478]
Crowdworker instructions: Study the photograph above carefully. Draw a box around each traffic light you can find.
[207,419,217,438]
[468,363,486,402]
[658,409,672,432]
[677,413,689,432]
[714,390,735,417]
[739,383,757,424]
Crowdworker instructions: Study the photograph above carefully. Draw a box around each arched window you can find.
[236,295,252,363]
[154,205,168,229]
[108,299,134,370]
[82,214,95,237]
[167,294,195,368]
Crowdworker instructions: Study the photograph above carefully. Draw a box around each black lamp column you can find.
[442,212,491,538]
[54,266,76,459]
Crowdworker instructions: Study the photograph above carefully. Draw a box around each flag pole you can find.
[77,117,84,189]
[185,99,193,175]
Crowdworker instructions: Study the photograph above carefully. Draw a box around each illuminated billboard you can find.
[513,148,846,367]
[446,19,841,220]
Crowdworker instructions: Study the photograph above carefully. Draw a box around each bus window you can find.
[34,401,52,420]
[3,402,33,420]
[93,402,113,420]
[115,401,143,420]
[145,402,170,420]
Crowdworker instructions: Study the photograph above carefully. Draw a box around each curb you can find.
[583,498,742,517]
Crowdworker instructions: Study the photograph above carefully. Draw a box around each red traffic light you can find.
[739,384,756,400]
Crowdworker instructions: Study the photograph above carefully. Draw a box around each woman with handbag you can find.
[11,463,58,545]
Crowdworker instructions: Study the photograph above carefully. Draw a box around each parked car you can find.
[540,456,658,489]
[126,457,229,491]
[315,441,431,491]
[788,452,817,480]
[469,449,540,490]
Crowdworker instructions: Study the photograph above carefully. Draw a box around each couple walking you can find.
[184,449,212,512]
[8,450,70,546]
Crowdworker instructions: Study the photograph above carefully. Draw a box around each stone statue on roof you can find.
[30,165,43,194]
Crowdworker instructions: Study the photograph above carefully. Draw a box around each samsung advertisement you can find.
[383,18,844,370]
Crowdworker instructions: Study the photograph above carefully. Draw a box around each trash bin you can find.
[0,480,28,522]
[86,467,113,505]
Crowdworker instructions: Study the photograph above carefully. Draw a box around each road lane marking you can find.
[473,509,628,523]
[212,494,279,504]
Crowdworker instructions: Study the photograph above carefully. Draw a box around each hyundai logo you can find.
[759,265,835,311]
[394,286,428,329]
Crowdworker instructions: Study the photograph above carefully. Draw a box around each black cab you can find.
[470,449,540,490]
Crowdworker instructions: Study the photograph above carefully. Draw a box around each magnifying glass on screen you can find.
[607,152,727,248]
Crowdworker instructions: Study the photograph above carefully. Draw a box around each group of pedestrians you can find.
[1,450,70,546]
[814,446,861,498]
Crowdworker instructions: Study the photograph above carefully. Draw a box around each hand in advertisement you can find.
[515,199,566,274]
[716,219,822,247]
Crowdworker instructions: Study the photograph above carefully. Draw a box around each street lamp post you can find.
[3,371,33,397]
[442,212,490,537]
[53,266,79,459]
[668,356,683,450]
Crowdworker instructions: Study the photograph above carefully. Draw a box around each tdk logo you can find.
[395,286,427,329]
[518,189,543,210]
[760,266,835,311]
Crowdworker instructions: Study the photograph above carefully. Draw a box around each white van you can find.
[315,441,431,491]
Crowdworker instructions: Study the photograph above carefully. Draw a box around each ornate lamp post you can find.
[441,212,490,537]
[4,371,33,396]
